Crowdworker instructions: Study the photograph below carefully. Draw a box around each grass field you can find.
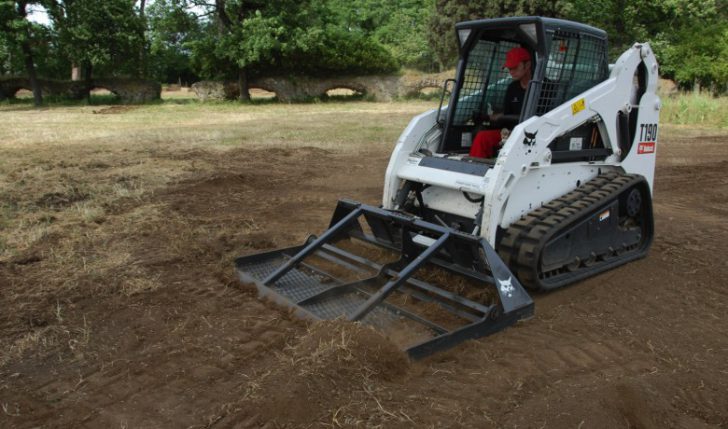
[1,91,725,263]
[0,99,437,277]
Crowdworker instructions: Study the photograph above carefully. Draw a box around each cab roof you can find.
[455,16,607,39]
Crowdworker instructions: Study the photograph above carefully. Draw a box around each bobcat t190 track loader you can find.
[236,17,659,359]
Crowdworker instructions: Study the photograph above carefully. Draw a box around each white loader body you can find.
[383,43,660,245]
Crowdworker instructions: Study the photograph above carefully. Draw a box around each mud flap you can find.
[235,199,534,359]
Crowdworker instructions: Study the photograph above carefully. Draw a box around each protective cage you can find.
[235,200,534,359]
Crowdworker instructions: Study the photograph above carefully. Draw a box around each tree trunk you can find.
[16,1,42,107]
[71,64,81,81]
[215,0,232,30]
[20,39,42,107]
[612,0,627,48]
[84,63,93,102]
[138,0,147,78]
[238,68,250,101]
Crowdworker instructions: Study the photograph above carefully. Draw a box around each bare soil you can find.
[1,128,727,428]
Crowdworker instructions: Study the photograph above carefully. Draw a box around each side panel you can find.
[619,45,660,192]
[499,164,614,228]
[420,186,482,219]
[382,108,441,209]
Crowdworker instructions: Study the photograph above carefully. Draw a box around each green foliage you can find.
[0,1,29,43]
[146,0,201,84]
[659,21,727,92]
[186,1,300,80]
[187,0,399,80]
[566,0,727,91]
[661,92,728,128]
[284,1,400,74]
[428,0,570,69]
[217,9,285,70]
[0,29,19,74]
[327,0,437,71]
[0,2,25,75]
[373,4,436,71]
[26,23,69,78]
[55,0,145,77]
[1,0,726,95]
[282,24,398,75]
[186,27,227,80]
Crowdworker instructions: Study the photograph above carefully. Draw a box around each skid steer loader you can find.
[236,17,659,359]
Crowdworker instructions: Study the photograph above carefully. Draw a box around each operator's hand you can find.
[471,111,490,125]
[488,113,519,129]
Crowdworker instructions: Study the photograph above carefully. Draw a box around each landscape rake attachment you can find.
[235,200,534,359]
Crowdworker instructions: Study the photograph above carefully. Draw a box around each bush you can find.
[280,26,399,76]
[661,92,728,128]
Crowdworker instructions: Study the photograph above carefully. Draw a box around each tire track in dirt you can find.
[9,286,304,428]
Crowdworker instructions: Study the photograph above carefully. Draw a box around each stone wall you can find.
[92,78,161,103]
[0,77,161,103]
[191,71,453,102]
[1,73,451,103]
[189,80,241,102]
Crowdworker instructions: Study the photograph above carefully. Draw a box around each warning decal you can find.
[571,98,586,115]
[637,142,656,154]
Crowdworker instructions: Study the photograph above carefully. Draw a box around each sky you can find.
[27,4,50,25]
[25,1,207,26]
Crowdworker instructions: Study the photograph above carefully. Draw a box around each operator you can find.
[469,46,532,158]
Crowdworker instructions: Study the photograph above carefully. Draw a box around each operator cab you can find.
[418,17,610,163]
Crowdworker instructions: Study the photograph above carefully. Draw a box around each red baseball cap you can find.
[504,47,531,68]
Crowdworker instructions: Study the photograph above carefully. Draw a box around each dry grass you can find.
[0,101,434,151]
[0,100,437,370]
[238,320,411,427]
[661,92,728,129]
[0,306,92,367]
[0,100,436,262]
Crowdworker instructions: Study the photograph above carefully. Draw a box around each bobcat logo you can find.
[499,276,515,298]
[523,130,537,146]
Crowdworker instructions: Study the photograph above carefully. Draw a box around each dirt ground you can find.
[1,107,727,428]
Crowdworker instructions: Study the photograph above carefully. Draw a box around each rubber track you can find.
[498,171,651,290]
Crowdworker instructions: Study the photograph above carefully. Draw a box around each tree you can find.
[659,19,727,92]
[280,0,398,75]
[184,0,286,100]
[327,0,437,71]
[187,0,398,100]
[280,23,398,75]
[427,0,569,69]
[567,0,727,90]
[0,23,18,75]
[47,0,145,81]
[146,0,201,84]
[0,1,44,105]
[137,0,147,77]
[218,4,285,100]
